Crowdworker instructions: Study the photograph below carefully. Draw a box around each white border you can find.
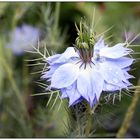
[0,0,140,2]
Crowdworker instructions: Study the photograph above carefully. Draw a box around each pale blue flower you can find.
[42,37,134,108]
[6,24,40,55]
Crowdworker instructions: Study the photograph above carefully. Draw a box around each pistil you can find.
[75,20,96,68]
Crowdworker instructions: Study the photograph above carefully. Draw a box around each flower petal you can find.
[51,63,79,88]
[65,83,81,106]
[47,54,61,65]
[103,82,121,91]
[106,57,134,68]
[89,98,97,108]
[94,36,106,50]
[61,86,82,106]
[54,47,79,64]
[99,61,128,87]
[60,89,68,99]
[100,43,132,58]
[77,68,93,102]
[41,64,61,79]
[94,36,107,55]
[77,67,104,105]
[70,98,83,106]
[91,69,104,101]
[123,70,135,79]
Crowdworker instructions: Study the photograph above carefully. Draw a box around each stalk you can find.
[116,79,140,138]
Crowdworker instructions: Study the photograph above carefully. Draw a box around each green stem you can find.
[75,105,83,137]
[54,2,60,31]
[74,103,94,137]
[85,102,98,137]
[116,79,140,138]
[85,114,92,137]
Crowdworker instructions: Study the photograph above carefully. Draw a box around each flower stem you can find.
[85,114,93,137]
[75,103,95,137]
[54,2,60,31]
[116,79,140,138]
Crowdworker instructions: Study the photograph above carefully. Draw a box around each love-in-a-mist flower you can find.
[42,21,134,108]
[6,24,40,55]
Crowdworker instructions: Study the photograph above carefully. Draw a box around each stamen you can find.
[89,62,92,68]
[84,62,87,69]
[75,60,82,65]
[79,62,84,69]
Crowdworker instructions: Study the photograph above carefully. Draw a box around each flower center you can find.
[75,47,94,69]
[78,47,93,63]
[75,19,96,67]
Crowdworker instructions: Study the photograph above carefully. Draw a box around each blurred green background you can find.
[0,2,140,138]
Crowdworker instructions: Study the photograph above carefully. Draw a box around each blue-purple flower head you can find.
[7,24,40,55]
[42,22,134,108]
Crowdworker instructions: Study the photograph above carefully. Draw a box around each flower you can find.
[42,36,134,108]
[6,24,40,55]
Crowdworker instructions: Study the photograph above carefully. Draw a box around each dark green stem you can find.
[54,2,60,31]
[116,79,140,138]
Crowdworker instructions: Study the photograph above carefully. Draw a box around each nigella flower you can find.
[42,22,134,108]
[6,24,40,55]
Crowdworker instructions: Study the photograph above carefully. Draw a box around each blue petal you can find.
[89,98,97,109]
[123,79,133,86]
[100,43,132,58]
[94,36,107,55]
[106,57,134,68]
[76,67,103,105]
[94,36,106,50]
[53,47,79,64]
[123,67,131,71]
[99,61,128,87]
[103,81,131,92]
[91,69,104,101]
[61,86,82,106]
[65,83,81,106]
[51,63,79,88]
[77,68,93,103]
[123,70,135,79]
[41,71,48,79]
[103,82,121,91]
[41,64,61,79]
[60,89,68,99]
[47,54,61,65]
[70,98,83,106]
